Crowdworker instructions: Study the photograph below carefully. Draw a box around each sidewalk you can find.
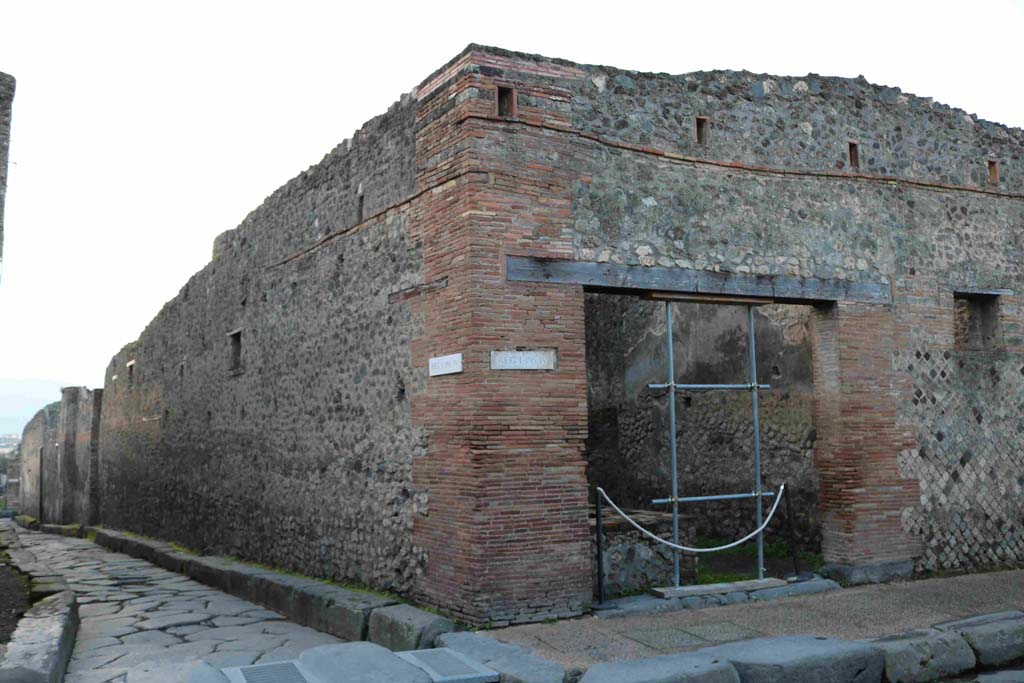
[490,570,1024,670]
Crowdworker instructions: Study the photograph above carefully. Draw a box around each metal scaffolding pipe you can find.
[651,491,777,505]
[748,305,765,580]
[665,301,680,586]
[647,382,771,391]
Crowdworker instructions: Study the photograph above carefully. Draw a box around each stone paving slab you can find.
[8,526,343,682]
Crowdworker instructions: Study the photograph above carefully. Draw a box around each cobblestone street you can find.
[16,529,341,682]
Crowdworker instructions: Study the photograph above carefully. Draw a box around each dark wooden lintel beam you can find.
[506,256,891,305]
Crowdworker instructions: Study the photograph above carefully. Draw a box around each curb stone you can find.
[0,591,78,682]
[300,642,431,683]
[369,604,455,651]
[699,636,884,683]
[870,628,976,683]
[437,631,568,683]
[936,613,1024,668]
[579,652,739,683]
[0,523,78,682]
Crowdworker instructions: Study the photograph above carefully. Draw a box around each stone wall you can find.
[18,402,59,520]
[0,71,12,274]
[98,96,430,596]
[584,294,820,549]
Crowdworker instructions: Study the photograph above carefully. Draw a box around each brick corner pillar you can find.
[810,301,921,584]
[409,273,593,627]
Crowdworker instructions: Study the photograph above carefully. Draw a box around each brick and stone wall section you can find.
[451,45,1023,579]
[0,71,14,273]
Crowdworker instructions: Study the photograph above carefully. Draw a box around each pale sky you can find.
[0,0,1022,433]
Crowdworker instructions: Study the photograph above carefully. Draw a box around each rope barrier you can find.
[596,484,786,554]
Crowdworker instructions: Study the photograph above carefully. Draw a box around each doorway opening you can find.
[583,291,822,597]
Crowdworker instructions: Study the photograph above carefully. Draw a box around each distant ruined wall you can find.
[0,72,13,274]
[57,387,102,525]
[585,295,820,549]
[99,95,429,595]
[18,390,101,525]
[19,402,59,520]
[5,454,19,512]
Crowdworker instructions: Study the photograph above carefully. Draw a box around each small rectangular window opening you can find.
[695,116,710,146]
[178,362,185,382]
[954,292,1003,351]
[848,141,860,171]
[497,86,515,118]
[228,330,242,373]
[988,160,1000,186]
[126,361,135,388]
[357,183,365,223]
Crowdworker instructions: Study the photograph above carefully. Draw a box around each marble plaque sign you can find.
[490,349,557,371]
[429,353,464,376]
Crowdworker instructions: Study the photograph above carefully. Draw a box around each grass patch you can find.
[226,556,400,602]
[697,570,753,585]
[693,535,823,585]
[14,515,38,529]
[169,542,196,555]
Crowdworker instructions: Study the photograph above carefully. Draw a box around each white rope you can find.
[596,484,786,554]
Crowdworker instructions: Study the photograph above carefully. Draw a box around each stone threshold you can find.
[0,522,78,681]
[651,577,787,599]
[596,575,841,618]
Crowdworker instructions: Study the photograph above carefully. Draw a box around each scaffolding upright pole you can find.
[747,305,765,580]
[666,301,680,587]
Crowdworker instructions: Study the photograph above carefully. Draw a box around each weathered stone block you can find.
[580,652,740,683]
[299,642,431,683]
[936,613,1024,668]
[747,578,840,601]
[819,560,913,585]
[871,628,976,683]
[653,578,785,599]
[319,586,397,641]
[0,591,77,683]
[437,631,529,658]
[437,632,565,683]
[368,604,455,651]
[184,556,236,593]
[701,636,883,683]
